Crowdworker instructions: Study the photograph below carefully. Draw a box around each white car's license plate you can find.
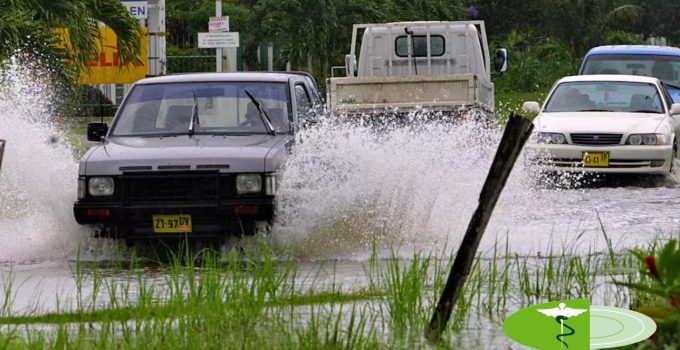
[582,152,609,167]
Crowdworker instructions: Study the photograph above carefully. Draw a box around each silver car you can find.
[74,72,321,244]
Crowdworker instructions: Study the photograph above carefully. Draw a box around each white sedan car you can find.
[524,75,680,174]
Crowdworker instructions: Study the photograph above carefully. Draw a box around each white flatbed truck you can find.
[327,21,507,116]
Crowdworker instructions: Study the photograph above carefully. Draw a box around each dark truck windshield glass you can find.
[111,82,291,136]
[581,54,680,87]
[545,81,663,113]
[395,35,445,57]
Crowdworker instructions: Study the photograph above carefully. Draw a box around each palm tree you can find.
[0,0,143,70]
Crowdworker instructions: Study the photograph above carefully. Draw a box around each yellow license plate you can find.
[152,215,192,233]
[582,152,609,167]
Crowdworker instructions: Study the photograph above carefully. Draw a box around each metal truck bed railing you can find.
[349,21,490,78]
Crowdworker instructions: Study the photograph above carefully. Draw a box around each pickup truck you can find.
[327,21,507,116]
[579,45,680,102]
[73,72,321,245]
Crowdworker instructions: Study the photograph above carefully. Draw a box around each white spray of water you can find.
[0,60,88,262]
[273,116,509,259]
[273,114,680,260]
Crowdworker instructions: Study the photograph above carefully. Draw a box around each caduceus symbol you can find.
[537,303,588,348]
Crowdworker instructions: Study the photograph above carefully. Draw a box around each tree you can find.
[0,0,143,70]
[635,0,680,44]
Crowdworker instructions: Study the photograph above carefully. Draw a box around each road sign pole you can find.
[215,0,222,72]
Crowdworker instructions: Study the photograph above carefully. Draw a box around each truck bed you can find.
[327,73,494,115]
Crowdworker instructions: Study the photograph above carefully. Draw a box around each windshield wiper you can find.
[244,89,276,136]
[189,91,200,136]
[578,109,612,112]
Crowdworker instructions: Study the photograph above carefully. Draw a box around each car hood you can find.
[81,134,291,175]
[534,112,667,135]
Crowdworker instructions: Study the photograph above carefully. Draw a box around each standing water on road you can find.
[0,62,678,264]
[0,60,88,262]
[274,115,680,259]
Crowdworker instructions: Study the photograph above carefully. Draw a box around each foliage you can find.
[74,85,117,118]
[158,0,678,94]
[616,240,680,348]
[0,0,144,119]
[0,0,143,70]
[0,237,646,349]
[493,32,580,93]
[634,0,680,44]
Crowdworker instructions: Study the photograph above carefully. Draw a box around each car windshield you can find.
[544,81,664,113]
[111,82,291,136]
[581,54,680,87]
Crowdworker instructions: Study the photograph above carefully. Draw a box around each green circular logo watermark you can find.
[503,299,656,349]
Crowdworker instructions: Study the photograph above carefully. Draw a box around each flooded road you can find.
[1,63,679,347]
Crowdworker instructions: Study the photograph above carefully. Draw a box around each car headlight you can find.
[88,177,115,196]
[536,132,567,144]
[236,174,262,194]
[626,133,666,145]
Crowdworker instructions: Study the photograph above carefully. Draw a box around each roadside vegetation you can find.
[0,233,676,349]
[2,0,678,119]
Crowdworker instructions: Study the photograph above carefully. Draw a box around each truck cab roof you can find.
[136,72,307,85]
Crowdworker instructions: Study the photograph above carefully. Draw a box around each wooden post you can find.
[0,139,5,171]
[425,114,534,342]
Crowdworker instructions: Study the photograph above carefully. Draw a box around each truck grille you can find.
[570,133,622,145]
[123,172,222,204]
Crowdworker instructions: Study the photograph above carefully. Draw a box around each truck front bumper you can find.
[74,198,274,240]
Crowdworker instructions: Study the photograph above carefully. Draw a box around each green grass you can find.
[495,90,546,122]
[0,233,666,349]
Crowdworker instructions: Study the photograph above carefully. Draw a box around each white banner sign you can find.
[120,0,148,19]
[209,16,229,33]
[198,32,240,48]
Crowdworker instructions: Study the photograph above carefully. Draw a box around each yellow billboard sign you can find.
[60,27,148,84]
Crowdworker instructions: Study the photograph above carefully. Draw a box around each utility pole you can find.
[148,0,166,76]
[216,0,223,72]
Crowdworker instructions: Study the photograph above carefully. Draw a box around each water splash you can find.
[0,59,88,262]
[273,112,680,260]
[273,113,509,259]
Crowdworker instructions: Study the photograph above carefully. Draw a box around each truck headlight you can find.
[236,174,262,194]
[88,177,115,196]
[78,178,86,199]
[626,133,666,145]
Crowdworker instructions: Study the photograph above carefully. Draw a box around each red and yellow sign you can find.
[59,27,148,84]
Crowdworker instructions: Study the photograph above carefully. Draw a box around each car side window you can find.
[295,84,312,115]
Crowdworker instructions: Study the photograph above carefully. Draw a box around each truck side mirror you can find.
[495,48,508,73]
[345,54,357,77]
[87,122,109,142]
